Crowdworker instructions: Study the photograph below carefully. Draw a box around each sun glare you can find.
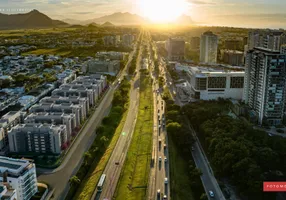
[138,0,188,23]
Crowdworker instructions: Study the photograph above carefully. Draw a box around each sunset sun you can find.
[138,0,188,23]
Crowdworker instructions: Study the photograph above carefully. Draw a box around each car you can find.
[159,156,162,162]
[209,190,215,198]
[158,125,161,129]
[164,177,168,184]
[159,139,162,144]
[163,195,167,199]
[158,109,160,113]
[164,157,167,162]
[192,147,195,151]
[163,144,167,149]
[157,189,161,199]
[115,162,119,165]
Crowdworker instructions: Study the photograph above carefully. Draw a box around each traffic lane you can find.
[99,79,139,199]
[192,142,220,200]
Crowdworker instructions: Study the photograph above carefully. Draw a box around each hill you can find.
[0,10,68,29]
[84,12,146,25]
[101,21,115,27]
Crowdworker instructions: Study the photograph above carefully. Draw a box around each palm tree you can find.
[83,151,92,166]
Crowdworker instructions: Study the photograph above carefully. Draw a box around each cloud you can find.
[74,11,94,15]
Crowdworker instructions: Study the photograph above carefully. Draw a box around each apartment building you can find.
[24,112,75,141]
[0,157,37,200]
[8,124,67,154]
[244,47,286,125]
[166,38,185,61]
[200,31,218,64]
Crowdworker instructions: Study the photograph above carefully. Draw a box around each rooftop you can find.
[0,156,29,171]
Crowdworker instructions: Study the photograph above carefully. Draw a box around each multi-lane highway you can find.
[147,38,171,200]
[37,38,138,200]
[92,33,143,200]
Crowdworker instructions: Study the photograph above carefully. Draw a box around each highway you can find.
[147,37,171,200]
[37,40,137,200]
[158,52,225,200]
[94,33,143,200]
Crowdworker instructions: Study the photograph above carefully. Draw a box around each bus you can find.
[97,174,106,192]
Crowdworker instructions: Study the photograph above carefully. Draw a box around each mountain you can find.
[0,10,68,29]
[62,18,82,25]
[84,12,146,25]
[101,21,115,27]
[174,15,194,25]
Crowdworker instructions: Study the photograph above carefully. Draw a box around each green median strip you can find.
[114,74,153,200]
[65,78,131,200]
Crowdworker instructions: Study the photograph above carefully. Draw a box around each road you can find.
[37,42,137,200]
[94,33,143,200]
[147,37,171,200]
[157,53,225,200]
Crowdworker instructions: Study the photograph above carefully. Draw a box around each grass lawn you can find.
[72,111,128,200]
[115,75,153,200]
[0,28,76,37]
[22,48,71,56]
[168,136,196,200]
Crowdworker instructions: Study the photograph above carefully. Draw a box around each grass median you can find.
[114,74,153,200]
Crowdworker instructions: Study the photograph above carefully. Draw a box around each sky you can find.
[0,0,286,28]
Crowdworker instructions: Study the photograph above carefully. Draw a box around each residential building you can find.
[8,124,67,154]
[103,36,116,46]
[184,65,244,100]
[0,128,5,151]
[0,183,17,200]
[281,44,286,54]
[244,47,286,125]
[40,96,89,118]
[166,38,185,61]
[82,59,120,76]
[52,87,95,107]
[122,34,135,47]
[24,112,75,141]
[29,103,83,126]
[0,156,37,200]
[200,31,218,64]
[248,30,284,51]
[221,50,244,66]
[95,52,125,60]
[190,37,200,50]
[76,74,107,93]
[225,39,240,50]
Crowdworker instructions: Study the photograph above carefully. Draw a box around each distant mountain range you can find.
[62,12,195,26]
[0,10,68,29]
[0,10,194,29]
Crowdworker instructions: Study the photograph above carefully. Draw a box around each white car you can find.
[164,177,168,184]
[163,195,167,199]
[159,156,162,162]
[164,157,167,162]
[209,190,215,198]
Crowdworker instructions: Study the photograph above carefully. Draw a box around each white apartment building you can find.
[185,66,244,100]
[40,96,89,118]
[200,31,218,64]
[0,183,17,200]
[29,103,83,126]
[8,124,67,154]
[0,156,37,200]
[24,112,75,141]
[244,47,286,125]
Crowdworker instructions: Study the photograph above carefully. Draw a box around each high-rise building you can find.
[0,156,38,200]
[244,47,286,125]
[248,30,284,51]
[190,37,200,50]
[200,31,218,64]
[166,38,185,61]
[225,39,240,50]
[221,50,244,66]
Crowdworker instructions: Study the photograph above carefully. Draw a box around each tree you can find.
[69,175,80,187]
[166,122,181,134]
[200,193,208,200]
[83,151,92,166]
[100,136,109,148]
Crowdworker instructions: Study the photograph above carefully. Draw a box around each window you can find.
[208,77,226,88]
[230,77,244,88]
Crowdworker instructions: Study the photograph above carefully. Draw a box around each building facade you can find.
[186,66,244,100]
[8,124,67,154]
[190,37,200,50]
[221,50,244,66]
[0,156,37,200]
[200,31,218,64]
[166,38,185,61]
[244,47,286,125]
